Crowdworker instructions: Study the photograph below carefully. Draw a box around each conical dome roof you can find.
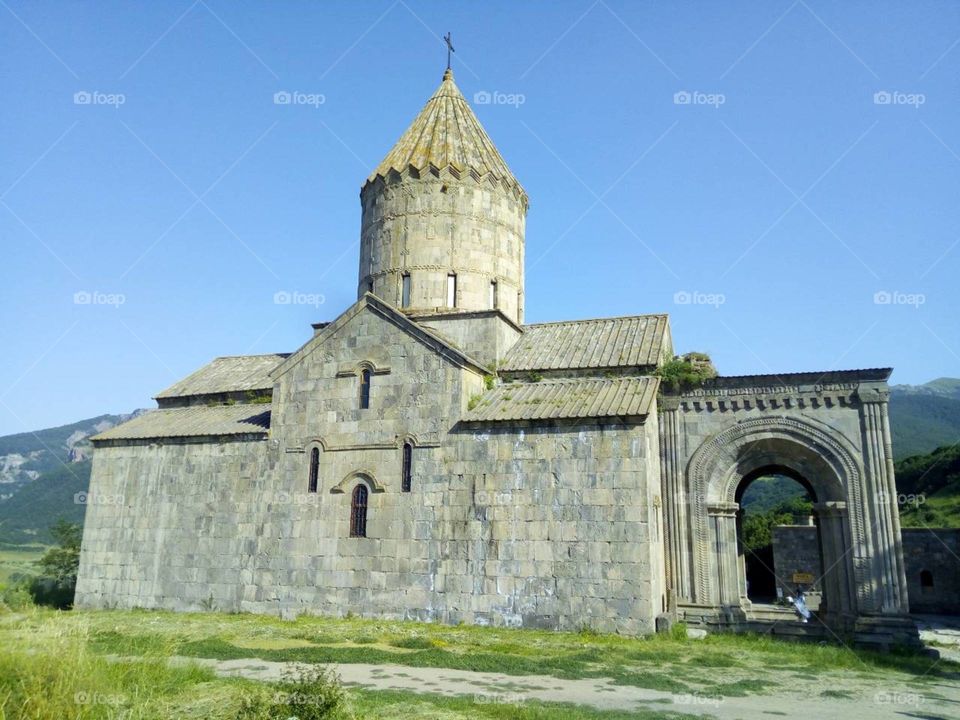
[366,69,526,200]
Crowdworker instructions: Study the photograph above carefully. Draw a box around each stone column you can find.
[708,502,741,609]
[857,383,910,614]
[814,501,857,620]
[659,398,692,604]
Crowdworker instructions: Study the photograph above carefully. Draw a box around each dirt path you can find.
[178,656,960,720]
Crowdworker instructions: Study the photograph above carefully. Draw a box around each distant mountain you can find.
[895,445,960,528]
[0,461,91,545]
[889,378,960,459]
[0,412,143,545]
[892,377,960,401]
[740,475,809,514]
[0,412,141,501]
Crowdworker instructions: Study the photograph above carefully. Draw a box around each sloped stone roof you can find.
[366,69,525,200]
[500,315,669,373]
[463,376,659,423]
[155,354,288,399]
[92,405,270,442]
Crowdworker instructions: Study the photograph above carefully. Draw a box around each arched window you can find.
[401,273,411,308]
[359,369,371,409]
[308,447,319,493]
[350,484,368,537]
[920,569,934,593]
[401,442,413,492]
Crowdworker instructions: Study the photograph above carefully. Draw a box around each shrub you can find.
[238,665,348,720]
[0,581,34,611]
[655,353,717,393]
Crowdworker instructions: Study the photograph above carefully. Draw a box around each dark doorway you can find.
[736,467,818,604]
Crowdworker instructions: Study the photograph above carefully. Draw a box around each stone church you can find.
[76,68,917,644]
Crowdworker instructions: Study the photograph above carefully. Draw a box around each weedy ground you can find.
[0,606,955,719]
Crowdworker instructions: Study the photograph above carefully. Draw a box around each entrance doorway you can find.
[735,466,823,610]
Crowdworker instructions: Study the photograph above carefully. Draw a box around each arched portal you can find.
[687,416,863,623]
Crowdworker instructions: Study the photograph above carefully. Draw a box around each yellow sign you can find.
[792,572,815,584]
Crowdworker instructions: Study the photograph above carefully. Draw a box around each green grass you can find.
[347,689,700,719]
[1,606,956,719]
[0,546,46,587]
[0,608,700,720]
[13,607,956,688]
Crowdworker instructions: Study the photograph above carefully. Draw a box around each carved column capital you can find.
[814,500,848,518]
[856,382,890,404]
[659,396,680,412]
[707,502,739,518]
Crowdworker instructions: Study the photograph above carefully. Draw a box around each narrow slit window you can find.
[308,447,319,493]
[920,570,934,592]
[401,273,411,308]
[401,442,413,492]
[489,280,498,310]
[447,273,457,308]
[359,369,371,409]
[350,484,368,537]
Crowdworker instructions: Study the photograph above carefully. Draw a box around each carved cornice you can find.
[672,370,891,414]
[330,470,385,494]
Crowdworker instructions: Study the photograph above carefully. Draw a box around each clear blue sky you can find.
[1,1,958,435]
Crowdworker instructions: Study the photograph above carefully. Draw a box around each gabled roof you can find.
[463,376,659,423]
[270,293,489,381]
[500,314,670,373]
[365,69,526,201]
[92,405,270,442]
[155,353,288,399]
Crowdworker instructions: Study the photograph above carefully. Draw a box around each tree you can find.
[29,518,81,609]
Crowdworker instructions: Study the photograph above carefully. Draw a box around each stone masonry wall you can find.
[902,528,960,614]
[359,173,526,322]
[771,526,960,615]
[79,303,667,634]
[75,438,274,611]
[772,524,824,594]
